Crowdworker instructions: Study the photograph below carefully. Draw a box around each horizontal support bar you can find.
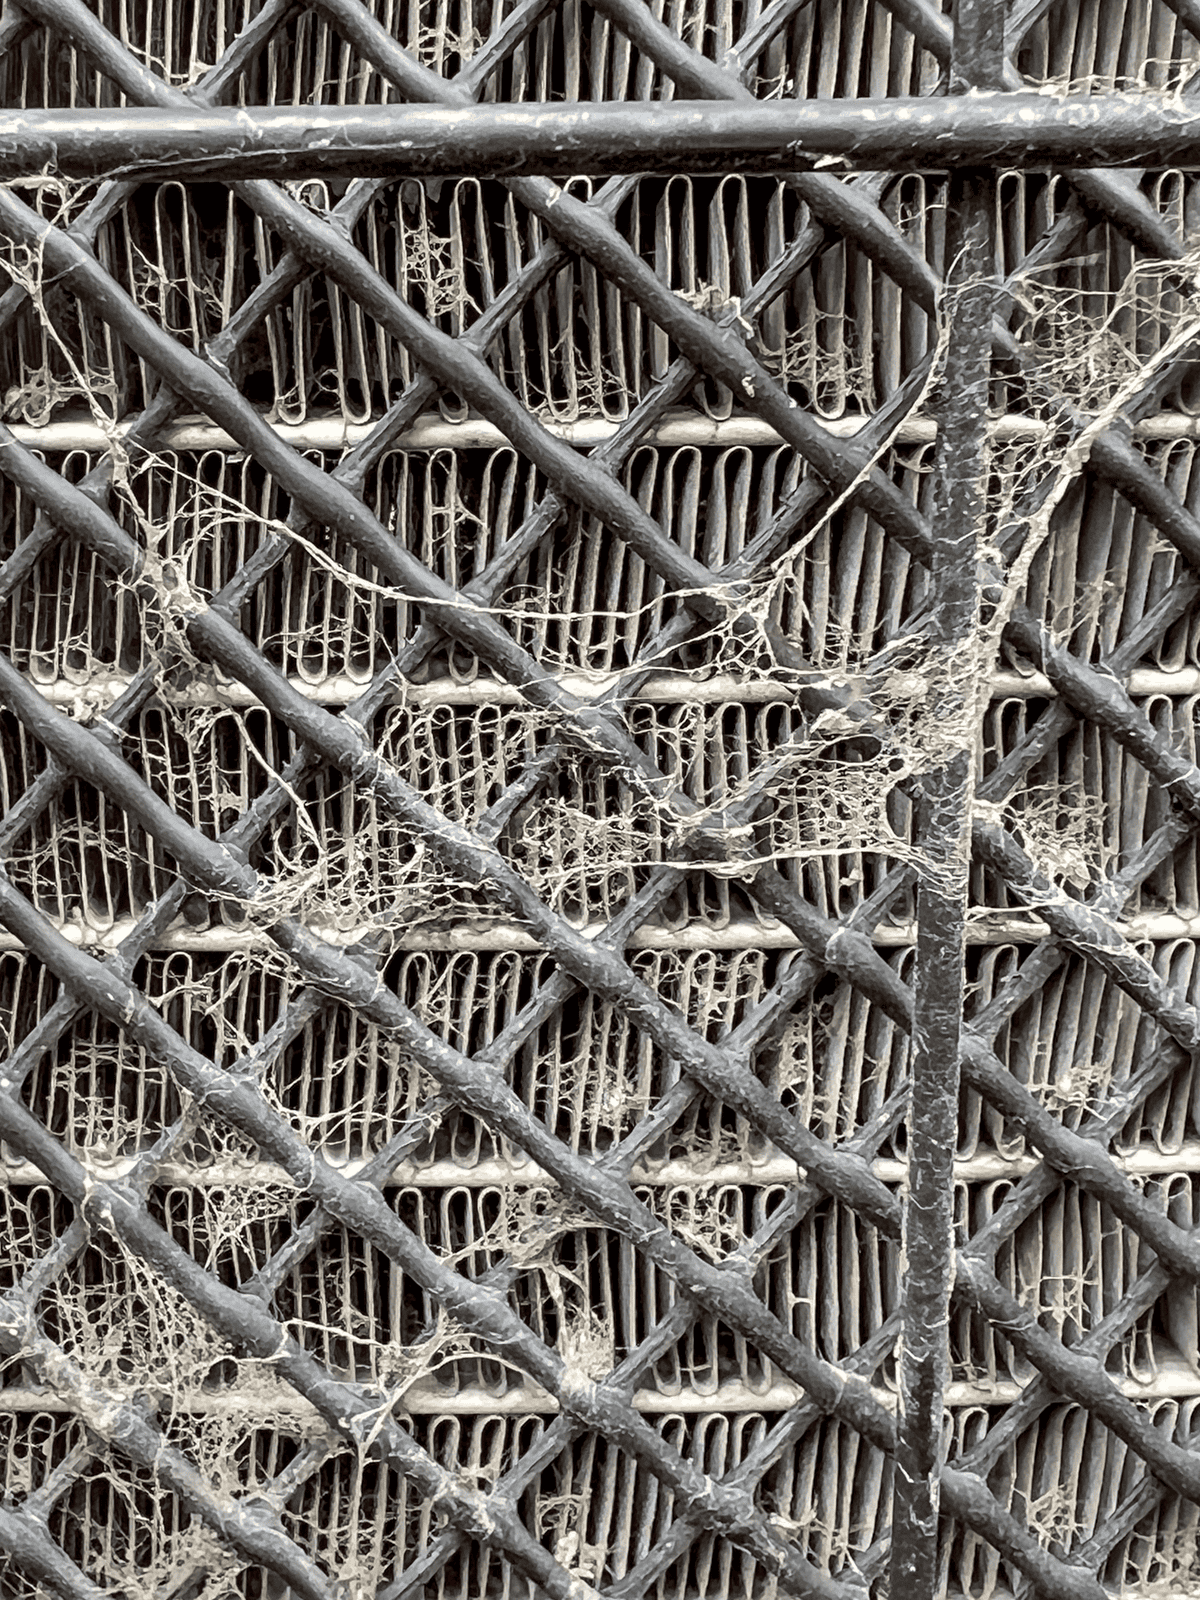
[29,670,810,709]
[9,909,1200,954]
[0,95,1198,178]
[2,1144,1197,1187]
[17,667,1200,711]
[0,1350,1194,1414]
[12,410,1200,457]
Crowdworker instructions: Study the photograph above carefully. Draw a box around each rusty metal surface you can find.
[1,1,1200,1599]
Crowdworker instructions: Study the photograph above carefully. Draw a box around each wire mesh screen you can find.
[3,2,1200,1599]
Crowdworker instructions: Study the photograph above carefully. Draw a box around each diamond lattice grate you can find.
[2,1,1200,1599]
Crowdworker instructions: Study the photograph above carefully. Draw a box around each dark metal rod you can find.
[0,95,1198,176]
[892,14,998,1585]
[890,167,991,1599]
[0,1505,113,1600]
[0,421,1160,1583]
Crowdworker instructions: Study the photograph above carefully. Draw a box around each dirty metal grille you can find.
[3,1,1200,1599]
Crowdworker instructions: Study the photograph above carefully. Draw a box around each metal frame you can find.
[6,96,1200,177]
[1,0,1200,1597]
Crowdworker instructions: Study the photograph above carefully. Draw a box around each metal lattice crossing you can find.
[2,0,1200,1597]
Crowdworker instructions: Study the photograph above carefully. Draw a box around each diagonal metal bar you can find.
[860,1262,1197,1589]
[0,0,573,592]
[858,918,1200,1579]
[3,0,983,685]
[0,415,914,1224]
[7,9,1200,1587]
[0,852,1111,1600]
[0,1297,338,1600]
[0,926,870,1600]
[600,806,1200,1594]
[0,826,905,1600]
[156,118,1200,851]
[0,608,985,1587]
[0,1036,334,1600]
[0,1503,115,1600]
[0,228,908,1452]
[387,1228,906,1600]
[0,349,930,1253]
[0,1101,619,1600]
[11,379,1200,1339]
[0,1005,629,1600]
[363,1080,909,1598]
[43,0,1200,743]
[4,1314,588,1600]
[0,582,1184,1593]
[9,409,1200,1338]
[826,824,1200,1583]
[4,637,1197,1585]
[0,347,921,1222]
[0,0,577,533]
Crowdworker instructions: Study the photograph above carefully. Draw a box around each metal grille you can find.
[3,1,1200,1598]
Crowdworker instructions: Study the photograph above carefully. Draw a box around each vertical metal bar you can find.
[890,4,999,1595]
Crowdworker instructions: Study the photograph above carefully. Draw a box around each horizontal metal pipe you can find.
[0,95,1198,177]
[22,665,1200,711]
[11,408,1200,456]
[0,1355,1195,1415]
[6,908,1200,955]
[6,1143,1200,1188]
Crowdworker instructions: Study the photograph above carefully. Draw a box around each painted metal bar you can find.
[0,598,1132,1597]
[0,870,1113,1600]
[0,432,1017,1600]
[7,397,1200,1298]
[894,13,996,1580]
[0,95,1199,177]
[0,191,674,772]
[8,380,1200,1292]
[891,158,993,1600]
[7,12,1200,1580]
[12,35,1200,841]
[13,513,1200,1533]
[0,1505,114,1600]
[1,904,848,1600]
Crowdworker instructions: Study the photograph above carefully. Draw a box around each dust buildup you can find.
[3,91,1200,1600]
